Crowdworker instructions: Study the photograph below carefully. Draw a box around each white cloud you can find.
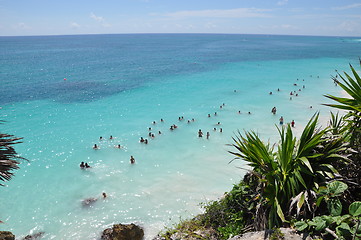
[90,12,105,22]
[70,22,81,29]
[332,3,361,10]
[277,0,288,6]
[90,12,111,27]
[15,22,30,30]
[338,20,359,32]
[164,8,272,19]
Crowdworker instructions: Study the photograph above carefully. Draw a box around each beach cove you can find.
[0,34,360,239]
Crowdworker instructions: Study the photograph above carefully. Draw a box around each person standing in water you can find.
[130,156,135,164]
[279,116,284,125]
[291,120,295,127]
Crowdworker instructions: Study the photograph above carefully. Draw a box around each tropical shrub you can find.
[295,181,361,239]
[228,114,350,229]
[324,62,361,201]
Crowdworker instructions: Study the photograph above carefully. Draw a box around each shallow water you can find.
[0,34,360,239]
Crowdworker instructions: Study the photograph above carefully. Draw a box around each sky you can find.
[1,0,361,37]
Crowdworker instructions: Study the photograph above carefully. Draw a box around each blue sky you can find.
[1,0,361,36]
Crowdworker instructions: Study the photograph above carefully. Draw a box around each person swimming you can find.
[140,137,145,143]
[271,107,277,114]
[198,129,203,137]
[130,156,135,164]
[93,144,99,149]
[80,162,85,169]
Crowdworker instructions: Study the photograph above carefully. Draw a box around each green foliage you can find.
[296,181,361,239]
[269,228,285,240]
[317,181,348,216]
[295,202,361,240]
[0,132,26,185]
[324,62,361,202]
[199,178,259,239]
[350,202,361,217]
[229,114,349,229]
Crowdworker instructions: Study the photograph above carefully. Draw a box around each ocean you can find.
[0,34,360,239]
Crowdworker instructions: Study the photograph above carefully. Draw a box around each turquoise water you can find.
[0,34,360,239]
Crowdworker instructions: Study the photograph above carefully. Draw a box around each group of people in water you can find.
[85,76,316,169]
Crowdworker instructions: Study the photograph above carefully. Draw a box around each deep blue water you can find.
[1,34,359,105]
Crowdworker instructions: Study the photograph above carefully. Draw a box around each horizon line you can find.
[0,32,360,38]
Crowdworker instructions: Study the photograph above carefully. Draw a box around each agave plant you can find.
[324,62,361,149]
[0,132,25,186]
[324,62,361,201]
[229,114,349,229]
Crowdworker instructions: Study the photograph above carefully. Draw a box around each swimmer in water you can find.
[80,162,85,169]
[93,144,99,149]
[130,156,135,164]
[198,129,203,138]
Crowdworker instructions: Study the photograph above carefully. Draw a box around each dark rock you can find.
[22,231,45,240]
[101,223,144,240]
[0,231,15,240]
